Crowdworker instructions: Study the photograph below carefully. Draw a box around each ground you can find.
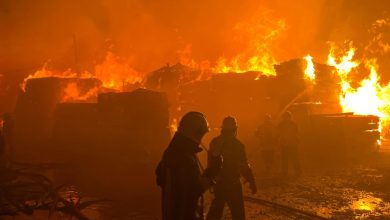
[2,149,390,220]
[243,169,390,219]
[205,147,390,220]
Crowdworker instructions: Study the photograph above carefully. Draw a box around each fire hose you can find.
[244,196,329,220]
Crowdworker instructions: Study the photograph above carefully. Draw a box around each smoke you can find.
[0,0,389,112]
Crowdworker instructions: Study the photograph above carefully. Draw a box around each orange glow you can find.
[212,45,278,75]
[170,118,178,135]
[352,196,382,211]
[328,43,390,132]
[212,11,286,76]
[22,67,98,102]
[21,65,93,91]
[22,52,143,102]
[340,61,390,131]
[95,52,142,90]
[327,43,359,78]
[303,55,315,81]
[61,82,99,103]
[340,62,381,116]
[177,45,211,80]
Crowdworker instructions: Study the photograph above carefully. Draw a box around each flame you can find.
[177,45,199,70]
[328,43,390,133]
[212,10,286,76]
[340,61,390,130]
[21,65,93,91]
[22,67,99,102]
[365,18,390,55]
[61,82,99,103]
[303,55,315,81]
[327,43,359,78]
[22,52,143,103]
[340,62,381,116]
[176,45,211,80]
[212,44,279,75]
[95,52,142,90]
[170,118,178,136]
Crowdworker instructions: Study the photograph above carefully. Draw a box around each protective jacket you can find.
[206,134,256,220]
[156,132,204,220]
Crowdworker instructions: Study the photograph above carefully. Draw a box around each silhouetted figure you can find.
[277,112,301,176]
[156,112,210,220]
[206,116,256,220]
[2,113,14,165]
[0,129,6,169]
[256,115,276,176]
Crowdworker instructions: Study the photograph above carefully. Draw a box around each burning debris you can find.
[211,8,286,76]
[7,44,389,218]
[12,42,387,169]
[2,3,390,219]
[145,63,201,92]
[326,43,390,136]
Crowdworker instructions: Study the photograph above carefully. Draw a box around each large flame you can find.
[303,55,315,81]
[327,43,359,78]
[212,43,279,75]
[95,52,142,90]
[22,52,143,102]
[328,43,390,133]
[212,10,286,76]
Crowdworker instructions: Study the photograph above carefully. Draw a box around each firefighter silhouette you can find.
[277,111,301,176]
[156,111,211,220]
[206,116,256,220]
[256,115,277,176]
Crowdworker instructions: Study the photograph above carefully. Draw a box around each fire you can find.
[170,118,178,135]
[212,44,279,76]
[21,65,98,102]
[24,65,76,81]
[22,65,93,90]
[340,62,381,116]
[340,61,390,130]
[95,52,142,90]
[176,45,211,80]
[212,10,286,76]
[328,43,390,132]
[365,18,390,56]
[22,52,143,103]
[327,43,359,77]
[61,82,99,103]
[303,55,315,81]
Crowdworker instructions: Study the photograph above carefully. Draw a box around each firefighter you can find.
[0,129,5,169]
[256,115,276,176]
[156,111,211,220]
[277,111,301,176]
[2,113,14,166]
[206,116,257,220]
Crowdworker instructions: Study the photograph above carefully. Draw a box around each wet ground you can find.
[2,151,390,220]
[205,148,390,220]
[243,169,390,219]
